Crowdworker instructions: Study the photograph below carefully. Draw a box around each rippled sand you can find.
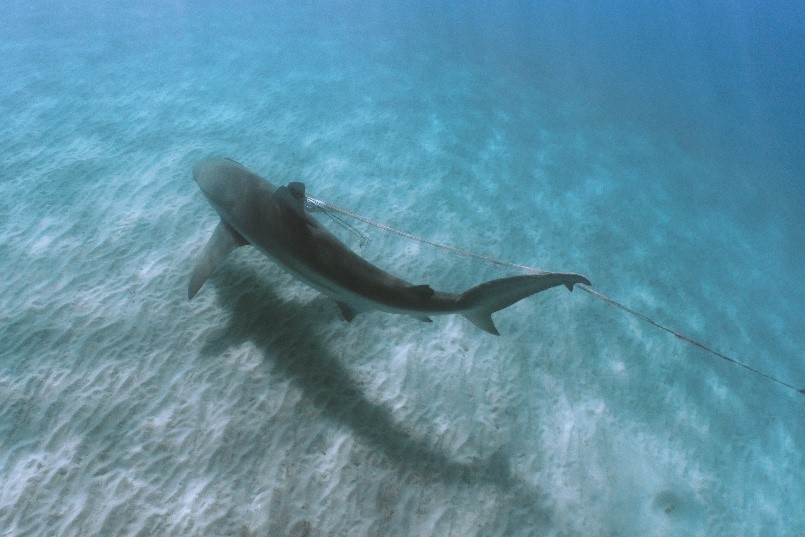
[0,3,802,536]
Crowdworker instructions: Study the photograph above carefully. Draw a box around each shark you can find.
[188,158,591,335]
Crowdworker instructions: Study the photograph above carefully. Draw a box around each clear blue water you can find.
[1,1,802,535]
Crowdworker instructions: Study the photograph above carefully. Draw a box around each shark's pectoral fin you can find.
[336,301,360,322]
[412,314,433,323]
[188,220,247,300]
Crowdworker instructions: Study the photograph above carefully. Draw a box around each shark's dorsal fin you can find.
[188,220,247,300]
[408,284,435,298]
[287,181,305,200]
[275,181,308,219]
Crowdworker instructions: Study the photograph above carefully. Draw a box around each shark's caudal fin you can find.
[188,220,248,299]
[459,272,591,335]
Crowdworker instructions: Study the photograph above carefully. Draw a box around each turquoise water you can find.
[1,2,802,535]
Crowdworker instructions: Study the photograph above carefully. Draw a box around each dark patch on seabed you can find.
[201,260,552,530]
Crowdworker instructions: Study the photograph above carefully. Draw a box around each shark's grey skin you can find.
[188,158,590,335]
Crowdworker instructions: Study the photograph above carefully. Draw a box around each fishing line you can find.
[306,198,369,247]
[305,195,803,396]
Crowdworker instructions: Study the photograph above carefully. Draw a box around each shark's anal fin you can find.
[188,220,247,299]
[462,311,500,336]
[336,301,359,322]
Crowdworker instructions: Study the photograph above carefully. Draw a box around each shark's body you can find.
[188,158,590,335]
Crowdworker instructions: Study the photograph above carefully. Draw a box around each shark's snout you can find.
[192,158,239,211]
[192,158,220,188]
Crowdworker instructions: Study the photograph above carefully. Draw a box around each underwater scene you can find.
[1,1,802,535]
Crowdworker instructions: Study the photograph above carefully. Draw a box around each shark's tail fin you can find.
[459,272,591,335]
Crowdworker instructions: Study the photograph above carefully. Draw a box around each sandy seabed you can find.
[0,2,802,536]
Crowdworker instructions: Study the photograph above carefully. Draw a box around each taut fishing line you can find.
[305,195,803,396]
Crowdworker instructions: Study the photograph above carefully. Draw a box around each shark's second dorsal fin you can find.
[408,284,435,298]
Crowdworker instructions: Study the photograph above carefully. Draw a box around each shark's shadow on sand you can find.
[200,261,552,527]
